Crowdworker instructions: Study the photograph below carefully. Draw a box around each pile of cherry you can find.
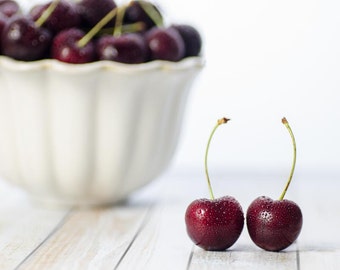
[0,0,202,64]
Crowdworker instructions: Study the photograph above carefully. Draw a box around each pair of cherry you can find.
[185,117,303,252]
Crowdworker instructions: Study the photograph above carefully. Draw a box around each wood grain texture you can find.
[0,180,70,270]
[299,250,340,270]
[18,207,150,270]
[116,205,193,270]
[0,170,339,270]
[189,246,298,270]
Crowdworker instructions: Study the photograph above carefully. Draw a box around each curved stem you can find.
[113,5,127,37]
[139,0,164,27]
[121,22,145,33]
[98,22,145,35]
[279,117,297,200]
[77,7,118,48]
[35,0,60,28]
[205,118,230,200]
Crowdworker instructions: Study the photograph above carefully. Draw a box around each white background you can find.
[160,0,340,176]
[18,0,340,176]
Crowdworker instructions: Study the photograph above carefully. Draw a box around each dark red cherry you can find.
[51,28,96,64]
[77,0,117,28]
[146,27,185,61]
[246,118,303,252]
[124,0,163,31]
[0,12,7,34]
[29,0,81,34]
[171,24,202,57]
[1,16,52,61]
[185,118,244,251]
[0,13,7,53]
[246,196,303,252]
[96,33,148,64]
[185,196,244,251]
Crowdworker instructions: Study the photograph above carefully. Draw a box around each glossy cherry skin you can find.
[146,27,185,61]
[246,196,303,252]
[124,0,162,31]
[171,24,202,57]
[51,28,95,64]
[77,0,117,28]
[0,14,6,53]
[96,33,149,64]
[1,16,52,61]
[0,12,6,35]
[29,0,81,34]
[185,196,244,251]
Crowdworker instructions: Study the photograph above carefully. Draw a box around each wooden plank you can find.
[1,170,339,269]
[114,175,195,269]
[115,172,307,270]
[1,172,162,270]
[299,250,340,270]
[17,206,151,270]
[296,174,340,270]
[0,180,70,270]
[115,204,193,270]
[189,246,298,270]
[5,167,162,270]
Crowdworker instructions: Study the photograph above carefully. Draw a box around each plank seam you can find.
[113,204,154,270]
[186,245,195,270]
[296,246,301,270]
[14,208,74,270]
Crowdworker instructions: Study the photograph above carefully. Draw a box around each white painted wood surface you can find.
[0,170,339,270]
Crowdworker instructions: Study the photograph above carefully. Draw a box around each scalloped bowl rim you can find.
[0,55,205,74]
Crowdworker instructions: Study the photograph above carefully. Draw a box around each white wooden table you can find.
[0,169,339,269]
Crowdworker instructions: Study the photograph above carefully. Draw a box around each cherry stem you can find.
[77,7,118,48]
[279,117,297,200]
[121,22,145,33]
[138,1,164,27]
[35,0,60,28]
[113,5,127,37]
[205,117,230,200]
[98,22,145,35]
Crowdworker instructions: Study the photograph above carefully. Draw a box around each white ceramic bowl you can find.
[0,56,203,206]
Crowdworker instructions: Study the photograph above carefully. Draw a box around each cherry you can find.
[1,16,52,61]
[96,4,149,64]
[29,0,81,34]
[185,118,244,251]
[51,6,118,64]
[171,24,202,57]
[0,13,7,54]
[246,196,302,252]
[124,0,163,31]
[96,33,149,64]
[146,26,185,61]
[246,117,303,252]
[51,28,95,64]
[0,0,20,18]
[0,12,7,35]
[77,0,117,28]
